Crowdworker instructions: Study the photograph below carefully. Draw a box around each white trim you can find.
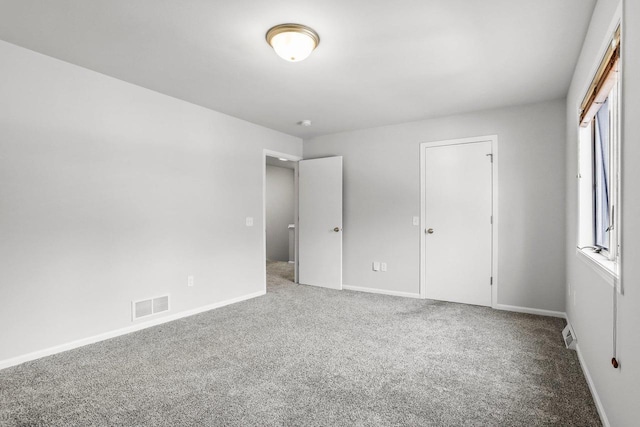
[575,343,611,427]
[419,144,427,297]
[263,149,303,290]
[576,248,618,287]
[343,285,421,299]
[493,304,566,319]
[419,135,499,308]
[618,1,625,297]
[491,139,499,308]
[0,290,265,371]
[294,161,300,284]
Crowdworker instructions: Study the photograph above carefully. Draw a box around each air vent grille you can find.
[132,294,170,321]
[153,296,169,313]
[134,300,153,319]
[562,324,577,350]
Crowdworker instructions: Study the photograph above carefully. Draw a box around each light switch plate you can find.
[373,262,380,271]
[412,216,420,226]
[246,217,254,227]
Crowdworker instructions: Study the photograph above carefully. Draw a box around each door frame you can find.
[263,149,303,292]
[419,135,499,307]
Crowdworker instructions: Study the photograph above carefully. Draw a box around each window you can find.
[577,26,620,277]
[594,97,610,250]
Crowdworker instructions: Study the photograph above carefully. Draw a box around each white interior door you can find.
[298,156,342,289]
[424,141,492,306]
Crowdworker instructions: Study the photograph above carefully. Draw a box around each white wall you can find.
[265,165,294,261]
[304,99,567,311]
[0,40,302,363]
[565,0,640,425]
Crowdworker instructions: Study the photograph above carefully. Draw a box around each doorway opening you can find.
[263,151,301,293]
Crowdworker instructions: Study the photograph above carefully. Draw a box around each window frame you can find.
[576,25,621,285]
[592,94,613,254]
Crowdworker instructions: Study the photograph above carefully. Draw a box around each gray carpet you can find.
[0,261,600,426]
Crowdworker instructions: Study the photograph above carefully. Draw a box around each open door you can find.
[298,156,343,289]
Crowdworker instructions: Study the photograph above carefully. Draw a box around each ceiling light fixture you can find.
[266,24,319,62]
[278,157,289,162]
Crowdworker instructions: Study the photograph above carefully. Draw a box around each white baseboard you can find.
[575,343,610,427]
[343,285,421,299]
[493,303,566,319]
[0,290,265,371]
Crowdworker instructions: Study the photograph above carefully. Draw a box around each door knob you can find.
[333,227,340,232]
[426,228,434,234]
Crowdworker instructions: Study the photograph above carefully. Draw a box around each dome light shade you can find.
[266,24,319,62]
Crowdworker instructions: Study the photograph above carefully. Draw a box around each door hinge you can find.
[486,153,493,163]
[490,215,493,224]
[490,276,493,285]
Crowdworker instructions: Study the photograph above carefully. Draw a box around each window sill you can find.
[576,248,619,288]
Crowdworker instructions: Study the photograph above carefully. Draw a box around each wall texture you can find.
[565,0,640,425]
[304,99,567,311]
[0,41,302,363]
[266,165,294,261]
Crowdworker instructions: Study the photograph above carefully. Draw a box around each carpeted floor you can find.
[0,261,600,426]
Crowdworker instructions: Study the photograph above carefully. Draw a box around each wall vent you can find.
[132,294,170,321]
[562,324,577,351]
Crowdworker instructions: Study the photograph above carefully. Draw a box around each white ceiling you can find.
[0,0,596,139]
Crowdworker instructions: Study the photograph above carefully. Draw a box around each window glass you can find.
[594,97,610,250]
